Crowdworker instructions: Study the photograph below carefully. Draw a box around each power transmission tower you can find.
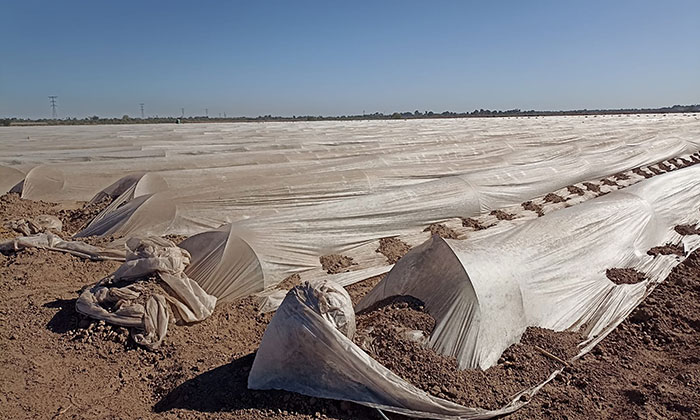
[205,108,208,117]
[48,96,58,119]
[140,103,145,119]
[181,108,185,117]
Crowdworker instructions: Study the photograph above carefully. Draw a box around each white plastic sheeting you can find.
[75,173,170,238]
[178,224,265,302]
[76,237,216,349]
[0,232,125,260]
[250,280,517,419]
[0,166,23,194]
[248,166,700,418]
[12,116,690,286]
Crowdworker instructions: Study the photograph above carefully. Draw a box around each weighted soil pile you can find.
[354,297,584,410]
[58,196,113,235]
[511,248,700,419]
[376,237,412,264]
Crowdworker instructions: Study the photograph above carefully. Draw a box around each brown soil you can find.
[613,172,630,181]
[461,217,488,230]
[164,234,189,245]
[354,296,583,410]
[0,193,111,238]
[675,224,700,236]
[276,273,302,290]
[0,193,60,221]
[490,209,516,220]
[647,244,685,257]
[0,193,62,239]
[376,237,412,264]
[632,168,653,179]
[0,195,373,420]
[658,162,672,171]
[521,201,545,217]
[582,182,601,193]
[423,223,459,239]
[58,196,113,235]
[600,178,618,187]
[1,181,698,420]
[606,268,646,285]
[0,247,373,420]
[647,165,663,175]
[345,274,385,306]
[511,249,700,420]
[566,185,585,196]
[319,254,357,274]
[543,193,566,204]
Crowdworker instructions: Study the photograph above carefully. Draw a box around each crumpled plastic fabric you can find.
[249,280,521,419]
[0,232,124,260]
[6,214,63,236]
[75,237,217,349]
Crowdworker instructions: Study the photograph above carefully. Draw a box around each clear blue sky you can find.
[1,0,699,119]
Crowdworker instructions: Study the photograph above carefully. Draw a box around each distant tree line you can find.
[2,104,699,126]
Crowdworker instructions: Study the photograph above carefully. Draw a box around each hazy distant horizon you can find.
[2,1,699,119]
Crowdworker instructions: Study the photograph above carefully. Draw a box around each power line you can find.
[48,96,58,119]
[181,108,185,117]
[140,103,145,119]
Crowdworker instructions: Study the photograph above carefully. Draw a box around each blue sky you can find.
[1,0,699,118]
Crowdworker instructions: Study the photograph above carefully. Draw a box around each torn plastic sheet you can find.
[0,232,125,260]
[249,166,700,418]
[75,237,216,349]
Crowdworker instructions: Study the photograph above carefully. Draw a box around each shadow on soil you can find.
[45,298,80,333]
[153,352,374,419]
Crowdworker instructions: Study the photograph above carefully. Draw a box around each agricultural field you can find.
[1,114,699,419]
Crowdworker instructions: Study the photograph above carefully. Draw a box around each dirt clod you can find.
[582,182,601,193]
[423,223,459,239]
[606,268,646,285]
[632,168,653,179]
[675,224,700,236]
[543,193,566,203]
[461,217,488,230]
[319,254,356,274]
[567,185,585,196]
[489,209,516,220]
[522,201,545,217]
[376,237,412,264]
[647,243,684,257]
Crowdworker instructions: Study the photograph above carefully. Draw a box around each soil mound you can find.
[512,249,700,419]
[675,224,700,236]
[632,168,653,179]
[461,217,489,230]
[567,185,585,196]
[353,296,583,410]
[543,193,565,203]
[423,223,459,239]
[58,196,113,235]
[606,268,646,285]
[582,182,601,193]
[319,254,356,274]
[490,209,516,220]
[521,201,544,217]
[647,244,685,257]
[376,237,412,264]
